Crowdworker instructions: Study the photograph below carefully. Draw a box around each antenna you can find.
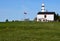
[42,0,44,4]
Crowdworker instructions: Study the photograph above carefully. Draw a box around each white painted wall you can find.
[37,15,44,18]
[37,15,44,21]
[46,15,54,21]
[37,14,54,22]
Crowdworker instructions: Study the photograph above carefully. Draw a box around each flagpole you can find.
[24,11,27,21]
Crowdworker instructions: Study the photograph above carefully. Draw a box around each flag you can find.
[24,12,27,14]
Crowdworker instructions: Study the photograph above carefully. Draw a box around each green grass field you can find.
[0,21,60,41]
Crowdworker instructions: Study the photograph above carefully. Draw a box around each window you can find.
[44,15,46,18]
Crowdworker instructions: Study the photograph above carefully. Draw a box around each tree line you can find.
[54,13,60,22]
[5,13,60,22]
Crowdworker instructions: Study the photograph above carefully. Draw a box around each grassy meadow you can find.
[0,21,60,41]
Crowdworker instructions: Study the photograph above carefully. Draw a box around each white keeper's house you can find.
[37,3,55,22]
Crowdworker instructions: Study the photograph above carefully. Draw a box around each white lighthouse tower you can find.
[41,3,45,12]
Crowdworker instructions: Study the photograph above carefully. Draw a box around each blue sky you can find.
[0,0,60,22]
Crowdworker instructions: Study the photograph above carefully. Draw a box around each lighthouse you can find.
[36,3,55,22]
[41,3,45,12]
